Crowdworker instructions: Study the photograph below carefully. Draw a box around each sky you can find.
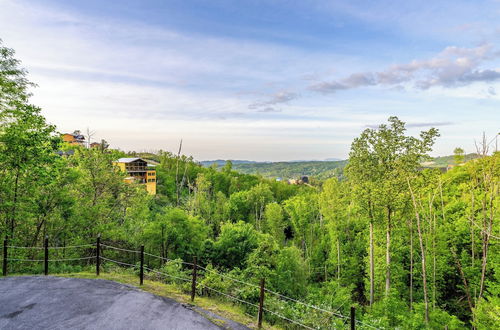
[0,0,499,161]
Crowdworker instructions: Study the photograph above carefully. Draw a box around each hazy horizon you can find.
[1,0,499,161]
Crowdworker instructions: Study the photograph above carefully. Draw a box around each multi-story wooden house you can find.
[113,158,157,195]
[62,130,86,146]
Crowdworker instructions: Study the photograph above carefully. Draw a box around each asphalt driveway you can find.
[0,276,250,330]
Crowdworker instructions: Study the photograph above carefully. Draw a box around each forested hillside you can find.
[1,41,499,329]
[199,154,480,181]
[214,160,348,180]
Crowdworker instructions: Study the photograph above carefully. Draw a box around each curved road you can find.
[0,276,250,330]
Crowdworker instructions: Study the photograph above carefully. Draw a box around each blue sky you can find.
[0,0,499,160]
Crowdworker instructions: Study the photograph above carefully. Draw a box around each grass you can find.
[50,271,280,330]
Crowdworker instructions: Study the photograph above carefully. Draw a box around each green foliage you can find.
[473,297,500,329]
[1,41,498,329]
[273,246,308,298]
[263,202,285,245]
[453,147,465,164]
[149,208,208,261]
[221,160,348,180]
[212,221,259,270]
[0,39,35,107]
[159,259,191,287]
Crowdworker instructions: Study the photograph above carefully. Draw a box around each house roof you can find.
[116,157,142,163]
[63,132,85,140]
[116,158,157,169]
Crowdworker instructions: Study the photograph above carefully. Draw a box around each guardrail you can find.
[2,236,380,330]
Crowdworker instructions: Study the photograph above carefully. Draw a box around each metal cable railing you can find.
[101,244,139,254]
[2,238,380,329]
[100,256,136,268]
[264,287,348,320]
[263,307,315,330]
[143,252,196,267]
[143,266,191,283]
[200,284,260,309]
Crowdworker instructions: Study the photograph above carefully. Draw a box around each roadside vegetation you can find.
[1,39,498,329]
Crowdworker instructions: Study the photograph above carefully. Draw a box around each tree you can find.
[408,178,431,323]
[284,192,320,263]
[0,103,60,238]
[273,246,308,298]
[246,183,274,231]
[454,147,465,164]
[0,39,35,109]
[213,221,259,270]
[346,116,439,303]
[263,202,286,245]
[148,208,208,261]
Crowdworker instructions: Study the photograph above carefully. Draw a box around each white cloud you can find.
[1,0,499,160]
[310,44,500,93]
[248,91,298,109]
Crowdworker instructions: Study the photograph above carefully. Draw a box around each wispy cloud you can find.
[310,44,500,94]
[257,107,282,113]
[1,0,499,160]
[248,91,298,109]
[406,121,454,128]
[365,121,453,129]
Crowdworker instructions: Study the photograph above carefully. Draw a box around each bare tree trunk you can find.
[337,238,341,280]
[160,225,165,266]
[369,220,375,305]
[408,179,429,324]
[10,168,20,238]
[478,199,490,300]
[409,217,413,311]
[451,248,474,314]
[432,212,437,309]
[437,179,447,309]
[368,200,375,306]
[386,206,391,296]
[31,217,46,248]
[471,193,475,268]
[85,127,95,149]
[175,139,183,206]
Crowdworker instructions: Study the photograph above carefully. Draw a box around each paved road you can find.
[0,276,250,330]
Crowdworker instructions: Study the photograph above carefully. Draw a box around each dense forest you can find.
[152,154,477,182]
[203,160,348,181]
[1,40,499,329]
[198,154,478,181]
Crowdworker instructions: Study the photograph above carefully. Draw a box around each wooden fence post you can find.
[350,306,356,330]
[2,237,7,276]
[44,236,49,276]
[191,256,198,302]
[96,234,100,276]
[258,278,265,328]
[140,245,144,285]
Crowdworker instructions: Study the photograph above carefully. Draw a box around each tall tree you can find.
[0,39,35,109]
[0,103,59,238]
[346,116,439,301]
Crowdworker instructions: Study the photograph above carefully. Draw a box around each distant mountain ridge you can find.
[200,158,342,166]
[201,159,347,180]
[200,159,265,167]
[200,154,478,180]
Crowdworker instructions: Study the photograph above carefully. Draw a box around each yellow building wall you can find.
[113,162,127,172]
[113,161,156,195]
[146,170,156,195]
[62,134,78,145]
